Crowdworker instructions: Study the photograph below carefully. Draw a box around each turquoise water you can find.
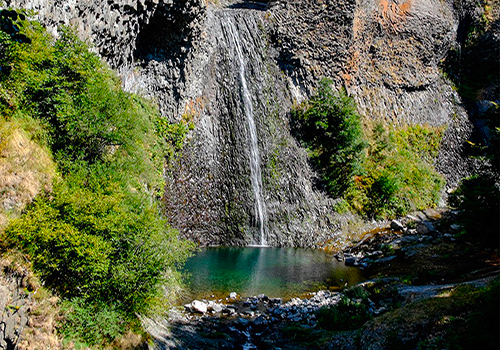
[182,247,365,300]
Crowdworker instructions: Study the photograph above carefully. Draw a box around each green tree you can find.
[449,174,500,246]
[292,79,366,196]
[0,16,193,346]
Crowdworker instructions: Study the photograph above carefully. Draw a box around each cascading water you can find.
[223,16,268,246]
[160,7,338,247]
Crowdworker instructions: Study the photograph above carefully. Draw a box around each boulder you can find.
[390,220,405,232]
[191,300,208,314]
[345,257,359,266]
[416,221,436,235]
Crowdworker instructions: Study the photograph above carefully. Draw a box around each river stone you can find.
[257,294,269,302]
[416,221,434,235]
[269,298,282,305]
[191,300,208,314]
[236,317,249,327]
[345,257,359,266]
[390,220,405,232]
[229,292,238,299]
[208,301,223,313]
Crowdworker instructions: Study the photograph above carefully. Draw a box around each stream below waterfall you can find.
[181,247,365,302]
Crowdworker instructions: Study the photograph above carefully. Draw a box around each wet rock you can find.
[424,209,442,220]
[374,255,397,264]
[253,315,268,328]
[229,292,238,299]
[257,294,269,302]
[345,256,359,266]
[236,317,250,327]
[390,220,405,232]
[402,243,428,258]
[208,301,224,313]
[269,298,282,305]
[366,250,383,258]
[242,310,255,317]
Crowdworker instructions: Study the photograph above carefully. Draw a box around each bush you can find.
[292,78,366,196]
[60,298,125,346]
[449,174,500,245]
[293,81,445,219]
[0,14,194,345]
[316,296,372,331]
[346,123,445,218]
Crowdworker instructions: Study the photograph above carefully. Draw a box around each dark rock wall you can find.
[4,0,497,246]
[162,9,343,246]
[268,0,495,187]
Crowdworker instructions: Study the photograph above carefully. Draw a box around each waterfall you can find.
[224,17,268,246]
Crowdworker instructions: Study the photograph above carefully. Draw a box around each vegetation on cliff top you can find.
[0,11,193,347]
[292,79,445,219]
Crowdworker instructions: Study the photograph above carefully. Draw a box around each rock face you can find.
[0,265,31,349]
[268,0,487,187]
[4,0,204,70]
[3,0,497,245]
[160,8,343,246]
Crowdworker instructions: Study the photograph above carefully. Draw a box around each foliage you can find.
[292,79,366,196]
[0,14,193,346]
[156,112,195,162]
[448,174,500,245]
[292,80,445,218]
[347,123,445,218]
[316,296,372,331]
[0,8,30,44]
[60,298,125,346]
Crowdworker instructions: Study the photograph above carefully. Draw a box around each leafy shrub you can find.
[316,296,372,331]
[346,123,445,218]
[292,78,366,196]
[60,298,125,346]
[448,174,500,245]
[293,80,445,218]
[156,112,195,162]
[0,14,194,345]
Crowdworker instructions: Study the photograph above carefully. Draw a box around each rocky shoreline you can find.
[145,209,499,349]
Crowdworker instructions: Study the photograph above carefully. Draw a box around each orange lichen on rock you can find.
[379,0,413,32]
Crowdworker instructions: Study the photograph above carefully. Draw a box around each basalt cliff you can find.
[4,0,498,247]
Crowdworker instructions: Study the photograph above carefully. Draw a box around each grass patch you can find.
[0,119,56,230]
[368,279,499,350]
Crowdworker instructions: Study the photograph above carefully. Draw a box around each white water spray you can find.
[225,18,268,246]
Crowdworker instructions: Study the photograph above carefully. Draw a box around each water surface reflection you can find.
[182,247,364,300]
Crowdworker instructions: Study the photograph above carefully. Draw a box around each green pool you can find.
[182,246,365,301]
